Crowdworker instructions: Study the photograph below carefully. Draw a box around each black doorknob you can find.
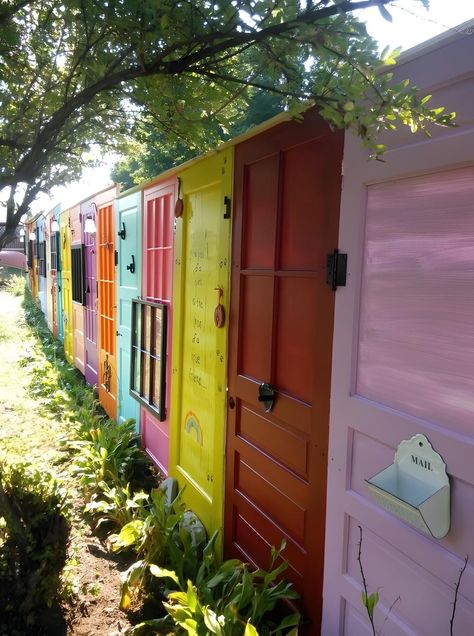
[126,254,135,274]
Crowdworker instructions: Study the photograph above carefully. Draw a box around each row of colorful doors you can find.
[25,31,474,634]
[28,109,343,632]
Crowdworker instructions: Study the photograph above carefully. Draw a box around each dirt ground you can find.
[0,289,135,635]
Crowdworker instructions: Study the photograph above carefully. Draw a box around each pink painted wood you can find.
[322,31,474,636]
[141,178,176,474]
[357,167,474,438]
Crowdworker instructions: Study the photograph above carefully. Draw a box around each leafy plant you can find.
[2,273,26,296]
[113,486,190,610]
[71,419,146,497]
[129,541,300,636]
[85,482,149,532]
[0,461,70,631]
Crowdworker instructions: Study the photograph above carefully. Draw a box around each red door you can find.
[224,110,343,631]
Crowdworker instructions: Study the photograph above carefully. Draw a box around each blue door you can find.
[116,191,142,427]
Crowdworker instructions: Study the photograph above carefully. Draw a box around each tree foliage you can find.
[111,88,285,189]
[0,0,455,249]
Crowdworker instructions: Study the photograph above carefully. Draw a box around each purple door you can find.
[81,198,98,386]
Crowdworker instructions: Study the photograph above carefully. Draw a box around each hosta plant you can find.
[128,541,300,636]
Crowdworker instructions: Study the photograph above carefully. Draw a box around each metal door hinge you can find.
[114,249,118,266]
[326,249,347,291]
[224,196,231,219]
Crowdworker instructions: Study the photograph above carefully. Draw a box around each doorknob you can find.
[126,255,135,274]
[258,383,276,413]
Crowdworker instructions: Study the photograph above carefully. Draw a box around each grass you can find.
[0,279,138,634]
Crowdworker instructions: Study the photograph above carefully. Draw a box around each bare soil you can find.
[0,290,135,635]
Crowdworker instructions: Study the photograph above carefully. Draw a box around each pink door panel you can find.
[141,178,176,474]
[323,34,474,636]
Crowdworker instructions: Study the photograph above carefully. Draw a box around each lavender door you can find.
[323,33,474,635]
[82,199,98,385]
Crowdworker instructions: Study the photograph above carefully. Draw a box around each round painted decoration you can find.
[214,302,225,328]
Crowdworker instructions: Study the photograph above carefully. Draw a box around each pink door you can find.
[141,178,176,473]
[323,34,474,636]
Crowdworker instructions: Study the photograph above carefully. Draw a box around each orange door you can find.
[97,203,117,420]
[224,111,343,631]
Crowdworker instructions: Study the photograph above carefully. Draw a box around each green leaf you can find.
[203,606,224,635]
[367,591,379,618]
[181,618,199,635]
[186,580,199,612]
[167,591,188,604]
[126,616,174,635]
[245,622,259,636]
[378,5,393,23]
[149,565,181,587]
[271,613,301,633]
[111,519,143,550]
[380,45,390,62]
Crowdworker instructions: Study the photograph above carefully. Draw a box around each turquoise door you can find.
[116,191,142,427]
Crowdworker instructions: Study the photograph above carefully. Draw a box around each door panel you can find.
[322,37,474,635]
[70,206,85,373]
[82,199,98,385]
[60,210,73,364]
[116,192,141,426]
[141,178,176,473]
[97,203,117,420]
[72,304,85,373]
[50,210,59,337]
[225,111,343,631]
[51,271,57,336]
[170,151,232,539]
[37,217,47,316]
[45,217,53,331]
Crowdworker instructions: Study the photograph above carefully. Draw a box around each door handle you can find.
[258,383,276,413]
[127,254,135,274]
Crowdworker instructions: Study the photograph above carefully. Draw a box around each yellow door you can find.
[170,148,232,545]
[60,209,74,364]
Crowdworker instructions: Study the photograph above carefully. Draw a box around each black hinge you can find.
[114,249,118,266]
[326,249,347,291]
[224,196,231,219]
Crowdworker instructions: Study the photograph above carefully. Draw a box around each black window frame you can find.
[71,244,86,305]
[130,299,168,421]
[56,232,61,272]
[38,240,46,278]
[50,233,58,271]
[27,239,33,269]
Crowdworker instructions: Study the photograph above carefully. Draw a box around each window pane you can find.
[152,356,162,408]
[141,353,150,399]
[154,307,163,355]
[133,303,142,347]
[143,304,151,353]
[132,346,141,392]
